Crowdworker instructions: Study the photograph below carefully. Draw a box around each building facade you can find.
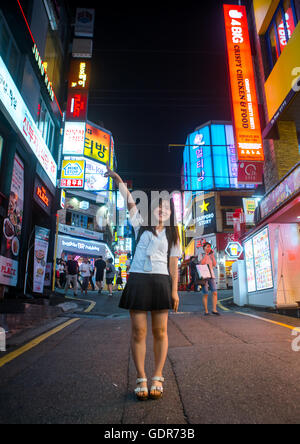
[234,1,300,308]
[0,1,71,296]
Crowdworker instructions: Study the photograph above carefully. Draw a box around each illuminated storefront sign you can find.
[66,91,88,121]
[63,121,86,155]
[238,161,264,184]
[183,123,255,191]
[223,5,264,162]
[225,241,243,259]
[172,192,182,223]
[194,196,217,235]
[84,123,111,165]
[69,60,91,90]
[60,189,66,209]
[0,56,57,186]
[61,159,85,189]
[84,158,109,191]
[32,44,54,101]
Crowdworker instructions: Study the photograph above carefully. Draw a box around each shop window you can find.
[35,96,55,152]
[44,30,63,99]
[0,12,21,84]
[266,0,298,70]
[66,211,93,230]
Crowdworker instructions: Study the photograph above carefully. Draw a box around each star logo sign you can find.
[199,200,210,213]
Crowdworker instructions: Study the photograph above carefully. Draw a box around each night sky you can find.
[66,0,232,190]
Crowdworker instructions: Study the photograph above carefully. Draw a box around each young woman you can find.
[105,163,181,401]
[200,242,219,316]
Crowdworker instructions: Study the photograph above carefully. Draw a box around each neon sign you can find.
[32,44,54,101]
[69,60,91,91]
[223,5,264,162]
[36,185,49,207]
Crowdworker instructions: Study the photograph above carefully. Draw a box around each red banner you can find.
[238,161,264,184]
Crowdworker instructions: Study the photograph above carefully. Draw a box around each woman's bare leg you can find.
[151,310,169,394]
[130,311,148,396]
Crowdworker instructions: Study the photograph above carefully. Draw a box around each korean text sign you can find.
[0,57,57,185]
[223,5,264,162]
[84,123,111,165]
[61,160,85,189]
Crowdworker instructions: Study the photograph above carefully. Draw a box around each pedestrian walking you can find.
[60,259,67,288]
[187,256,199,292]
[106,258,116,297]
[105,163,181,401]
[64,255,79,297]
[126,253,132,282]
[116,267,124,290]
[88,260,95,291]
[55,259,62,288]
[94,256,106,294]
[200,242,219,316]
[79,257,91,297]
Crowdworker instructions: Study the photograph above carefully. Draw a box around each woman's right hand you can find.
[104,162,118,181]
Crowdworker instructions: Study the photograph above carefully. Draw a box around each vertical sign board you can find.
[33,226,50,294]
[223,5,264,164]
[0,155,24,286]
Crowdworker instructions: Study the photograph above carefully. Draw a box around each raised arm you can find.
[105,163,136,213]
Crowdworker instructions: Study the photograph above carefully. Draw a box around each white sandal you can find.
[134,378,148,401]
[150,376,164,400]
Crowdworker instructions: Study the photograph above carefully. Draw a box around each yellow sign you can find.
[61,160,85,189]
[84,123,111,165]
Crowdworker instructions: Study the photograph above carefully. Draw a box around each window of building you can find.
[36,96,55,152]
[266,0,298,69]
[66,211,94,230]
[0,12,21,84]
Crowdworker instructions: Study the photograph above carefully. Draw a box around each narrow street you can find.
[1,291,300,424]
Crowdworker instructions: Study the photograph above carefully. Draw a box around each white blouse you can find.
[129,209,182,275]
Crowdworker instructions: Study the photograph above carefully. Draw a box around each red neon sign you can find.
[66,91,88,121]
[223,5,264,162]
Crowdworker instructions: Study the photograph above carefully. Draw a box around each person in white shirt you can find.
[105,163,181,401]
[200,242,219,316]
[79,257,90,297]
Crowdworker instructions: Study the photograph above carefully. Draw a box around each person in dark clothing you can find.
[64,255,79,297]
[95,256,107,294]
[187,256,199,292]
[88,260,95,291]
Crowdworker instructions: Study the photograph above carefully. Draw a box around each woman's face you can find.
[204,244,212,254]
[153,200,172,224]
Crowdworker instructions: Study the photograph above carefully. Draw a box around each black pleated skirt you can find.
[119,272,173,311]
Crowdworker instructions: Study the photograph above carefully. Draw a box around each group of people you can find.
[56,254,131,298]
[187,242,219,316]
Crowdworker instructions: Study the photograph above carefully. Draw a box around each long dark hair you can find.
[137,196,180,248]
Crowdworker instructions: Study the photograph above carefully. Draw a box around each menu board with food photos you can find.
[0,154,24,286]
[33,226,50,294]
[244,239,256,293]
[253,228,273,291]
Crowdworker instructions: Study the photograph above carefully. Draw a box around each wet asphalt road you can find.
[1,290,300,424]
